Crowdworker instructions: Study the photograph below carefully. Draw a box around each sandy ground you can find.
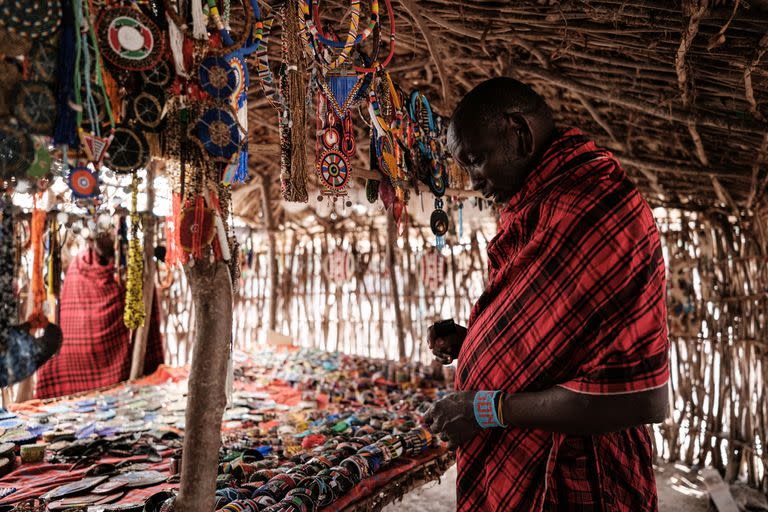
[383,463,711,512]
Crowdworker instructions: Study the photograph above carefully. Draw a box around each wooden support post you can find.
[260,174,278,332]
[14,377,33,403]
[130,161,158,380]
[386,215,406,362]
[175,257,233,512]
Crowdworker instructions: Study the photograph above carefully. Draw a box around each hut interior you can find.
[0,0,767,511]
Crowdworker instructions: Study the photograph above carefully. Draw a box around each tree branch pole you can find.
[260,173,278,331]
[175,256,233,512]
[130,160,158,380]
[386,215,406,362]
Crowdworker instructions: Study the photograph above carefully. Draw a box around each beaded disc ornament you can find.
[68,166,99,199]
[104,126,149,173]
[132,88,165,130]
[178,207,217,253]
[199,56,239,99]
[140,59,174,87]
[29,40,58,82]
[14,81,57,134]
[316,149,350,195]
[191,105,245,162]
[0,0,62,39]
[96,7,165,71]
[0,125,35,180]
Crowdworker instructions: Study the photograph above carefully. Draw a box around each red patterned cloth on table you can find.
[35,249,164,399]
[0,453,175,505]
[455,129,669,512]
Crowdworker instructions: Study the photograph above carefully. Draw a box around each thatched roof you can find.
[236,0,768,224]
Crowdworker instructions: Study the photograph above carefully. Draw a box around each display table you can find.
[0,350,455,511]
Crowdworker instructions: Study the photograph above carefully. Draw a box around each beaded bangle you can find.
[299,0,361,69]
[496,392,507,428]
[353,0,395,72]
[311,0,379,47]
[473,391,503,429]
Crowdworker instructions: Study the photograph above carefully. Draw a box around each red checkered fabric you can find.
[34,250,164,399]
[455,129,669,511]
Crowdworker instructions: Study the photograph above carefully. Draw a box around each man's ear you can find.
[504,112,535,158]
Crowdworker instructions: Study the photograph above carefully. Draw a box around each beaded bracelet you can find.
[496,392,506,427]
[473,391,504,429]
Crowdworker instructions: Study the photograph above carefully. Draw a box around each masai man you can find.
[35,233,164,398]
[424,77,669,511]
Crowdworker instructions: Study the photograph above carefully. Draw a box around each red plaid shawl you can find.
[455,129,669,511]
[35,250,163,399]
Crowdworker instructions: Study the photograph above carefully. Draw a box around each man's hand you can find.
[423,391,481,450]
[427,321,468,364]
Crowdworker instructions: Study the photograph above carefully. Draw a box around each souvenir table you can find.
[0,349,454,511]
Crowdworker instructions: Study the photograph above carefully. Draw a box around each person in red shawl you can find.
[35,233,164,399]
[424,77,669,511]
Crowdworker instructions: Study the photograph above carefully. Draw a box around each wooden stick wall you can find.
[238,225,488,362]
[160,224,489,365]
[658,209,767,491]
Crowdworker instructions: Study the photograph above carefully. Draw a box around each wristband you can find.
[473,390,503,428]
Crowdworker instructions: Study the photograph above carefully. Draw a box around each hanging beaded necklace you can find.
[409,91,449,248]
[124,172,145,330]
[75,0,116,167]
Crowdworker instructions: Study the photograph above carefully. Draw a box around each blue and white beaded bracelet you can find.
[473,390,504,429]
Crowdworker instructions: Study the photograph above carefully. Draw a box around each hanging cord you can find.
[28,195,48,329]
[124,174,146,329]
[284,1,309,202]
[72,0,85,130]
[80,16,99,137]
[84,0,115,129]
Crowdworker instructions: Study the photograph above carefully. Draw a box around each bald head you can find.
[449,77,552,143]
[447,77,556,204]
